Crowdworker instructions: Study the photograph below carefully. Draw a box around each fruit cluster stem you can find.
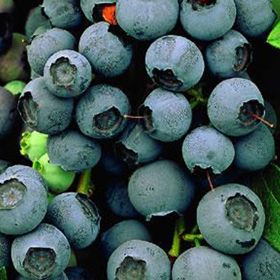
[76,169,94,197]
[168,216,186,260]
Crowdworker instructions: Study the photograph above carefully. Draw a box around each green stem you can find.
[168,216,186,259]
[181,233,204,242]
[194,238,201,247]
[76,169,93,197]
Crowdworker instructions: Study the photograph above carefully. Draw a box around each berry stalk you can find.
[76,169,94,197]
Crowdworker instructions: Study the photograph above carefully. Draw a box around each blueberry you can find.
[140,88,192,142]
[0,233,10,267]
[65,266,91,280]
[17,272,68,280]
[115,123,163,165]
[80,0,116,23]
[0,86,17,139]
[0,165,47,235]
[75,84,131,139]
[145,35,204,92]
[180,0,236,41]
[197,183,265,254]
[128,160,195,220]
[116,0,179,41]
[0,160,11,175]
[234,0,276,37]
[105,178,139,218]
[33,154,75,193]
[205,30,253,78]
[11,223,71,279]
[172,246,241,280]
[101,220,152,259]
[43,50,92,98]
[182,126,235,174]
[99,148,128,176]
[27,28,76,75]
[234,125,275,171]
[47,130,102,172]
[46,192,101,249]
[20,131,48,162]
[24,6,52,40]
[42,0,83,29]
[0,13,13,55]
[241,239,280,280]
[264,100,277,135]
[79,22,132,77]
[107,240,171,280]
[18,78,74,135]
[207,78,265,136]
[0,33,29,83]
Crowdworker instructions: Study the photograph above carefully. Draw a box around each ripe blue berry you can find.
[182,126,235,174]
[27,28,76,75]
[75,84,131,139]
[25,6,51,40]
[65,267,91,280]
[47,130,102,172]
[115,123,163,164]
[0,14,12,55]
[18,78,74,135]
[241,239,280,280]
[116,0,179,41]
[180,0,236,41]
[105,178,139,218]
[79,22,133,77]
[46,192,101,249]
[11,223,70,280]
[43,50,92,98]
[234,125,275,171]
[205,30,252,78]
[101,220,151,259]
[99,148,128,176]
[264,100,277,135]
[234,0,276,37]
[0,165,47,235]
[197,183,265,254]
[172,246,241,280]
[107,240,171,280]
[128,160,195,220]
[140,88,192,142]
[42,0,83,29]
[0,160,10,175]
[0,87,17,139]
[0,233,10,267]
[17,272,68,280]
[146,35,204,92]
[207,78,265,136]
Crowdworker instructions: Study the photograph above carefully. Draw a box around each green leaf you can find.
[0,267,8,280]
[272,0,280,20]
[267,21,280,49]
[251,164,280,252]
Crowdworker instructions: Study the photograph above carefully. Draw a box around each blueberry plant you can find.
[0,0,280,279]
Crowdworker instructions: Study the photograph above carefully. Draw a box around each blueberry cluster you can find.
[0,0,279,279]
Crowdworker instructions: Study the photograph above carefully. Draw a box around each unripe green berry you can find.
[33,154,75,193]
[4,80,26,96]
[20,131,48,162]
